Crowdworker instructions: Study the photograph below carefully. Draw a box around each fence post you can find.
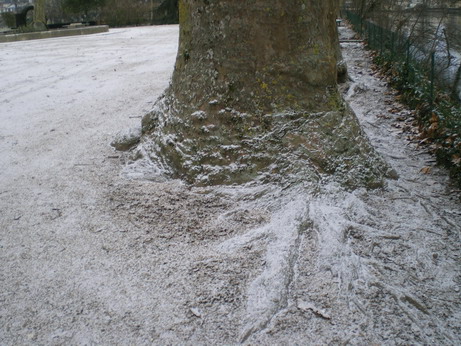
[430,51,435,109]
[406,41,410,66]
[366,21,370,43]
[391,32,395,61]
[372,24,376,50]
[405,41,411,82]
[369,23,373,48]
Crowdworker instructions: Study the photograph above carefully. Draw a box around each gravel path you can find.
[1,24,460,345]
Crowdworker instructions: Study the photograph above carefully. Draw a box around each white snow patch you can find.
[219,190,309,341]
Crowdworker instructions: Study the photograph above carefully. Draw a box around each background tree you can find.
[152,0,178,24]
[101,0,151,27]
[45,0,69,24]
[33,0,47,29]
[63,0,105,17]
[140,0,390,187]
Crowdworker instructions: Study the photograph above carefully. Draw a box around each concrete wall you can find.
[0,25,108,43]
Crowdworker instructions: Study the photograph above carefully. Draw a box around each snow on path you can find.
[228,24,461,344]
[0,26,180,345]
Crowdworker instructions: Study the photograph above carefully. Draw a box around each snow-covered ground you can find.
[1,25,460,344]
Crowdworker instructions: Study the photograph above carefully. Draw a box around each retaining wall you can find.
[0,25,109,43]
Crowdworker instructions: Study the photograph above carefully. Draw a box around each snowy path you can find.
[1,25,460,345]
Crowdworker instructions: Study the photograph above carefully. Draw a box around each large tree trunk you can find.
[171,1,338,114]
[141,0,390,187]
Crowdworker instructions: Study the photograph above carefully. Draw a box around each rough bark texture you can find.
[33,0,47,29]
[172,0,339,113]
[141,0,390,187]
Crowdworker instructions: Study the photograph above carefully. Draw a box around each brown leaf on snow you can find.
[388,107,402,114]
[445,137,453,145]
[428,122,439,135]
[452,155,461,166]
[297,301,331,320]
[418,138,430,146]
[420,167,432,174]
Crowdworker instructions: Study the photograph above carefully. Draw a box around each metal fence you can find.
[344,9,461,187]
[344,10,461,108]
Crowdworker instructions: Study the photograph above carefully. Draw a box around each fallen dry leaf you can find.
[420,167,432,174]
[430,113,439,124]
[452,155,461,166]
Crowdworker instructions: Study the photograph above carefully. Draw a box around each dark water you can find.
[417,10,461,50]
[364,8,461,98]
[375,9,461,50]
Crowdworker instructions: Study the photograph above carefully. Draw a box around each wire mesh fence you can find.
[344,9,461,187]
[346,9,461,104]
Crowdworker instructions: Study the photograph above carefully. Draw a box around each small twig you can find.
[340,39,364,43]
[90,228,104,234]
[440,215,458,229]
[387,154,406,160]
[423,229,445,237]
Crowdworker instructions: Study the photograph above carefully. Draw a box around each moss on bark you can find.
[141,0,392,188]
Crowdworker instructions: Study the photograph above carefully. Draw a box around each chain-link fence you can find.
[344,9,461,187]
[346,9,461,103]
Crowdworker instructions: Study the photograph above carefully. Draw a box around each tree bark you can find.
[170,0,339,114]
[33,0,47,30]
[141,0,390,187]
